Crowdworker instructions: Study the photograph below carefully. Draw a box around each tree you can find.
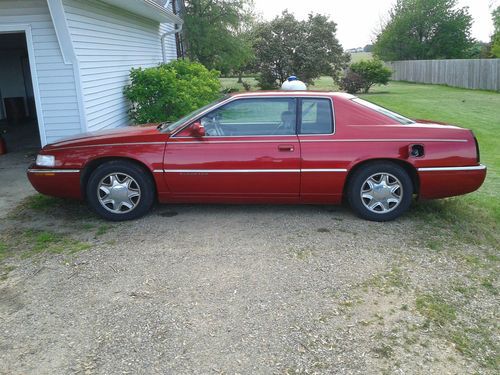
[253,11,350,89]
[349,59,392,93]
[233,9,259,82]
[466,42,491,59]
[374,0,474,61]
[492,6,500,57]
[183,0,255,74]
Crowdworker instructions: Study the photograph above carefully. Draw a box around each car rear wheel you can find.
[347,162,413,221]
[86,160,155,221]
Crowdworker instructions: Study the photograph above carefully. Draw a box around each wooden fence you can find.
[386,59,500,91]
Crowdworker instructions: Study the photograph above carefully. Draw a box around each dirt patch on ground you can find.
[0,195,498,374]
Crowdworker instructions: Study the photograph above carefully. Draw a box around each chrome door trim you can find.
[164,169,301,173]
[301,168,348,172]
[162,169,347,173]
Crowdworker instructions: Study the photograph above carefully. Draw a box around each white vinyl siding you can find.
[62,0,177,132]
[0,0,82,144]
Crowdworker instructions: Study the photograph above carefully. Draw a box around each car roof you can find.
[229,91,356,100]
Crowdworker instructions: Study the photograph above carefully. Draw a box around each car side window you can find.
[299,98,333,134]
[200,98,297,136]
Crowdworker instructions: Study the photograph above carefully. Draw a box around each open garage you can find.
[0,32,41,152]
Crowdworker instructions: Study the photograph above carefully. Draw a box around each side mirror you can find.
[191,121,206,137]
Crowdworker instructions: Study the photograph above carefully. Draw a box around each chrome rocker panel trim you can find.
[417,165,486,172]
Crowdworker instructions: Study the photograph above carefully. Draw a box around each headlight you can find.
[36,154,55,167]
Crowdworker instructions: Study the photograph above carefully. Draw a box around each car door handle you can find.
[278,144,294,152]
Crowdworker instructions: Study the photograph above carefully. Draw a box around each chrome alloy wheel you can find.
[360,172,403,214]
[97,173,141,214]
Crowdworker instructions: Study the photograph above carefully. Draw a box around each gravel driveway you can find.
[0,158,498,374]
[0,151,36,219]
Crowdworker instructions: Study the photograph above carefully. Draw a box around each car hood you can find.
[45,124,169,150]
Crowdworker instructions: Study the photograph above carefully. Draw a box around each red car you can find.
[27,91,486,221]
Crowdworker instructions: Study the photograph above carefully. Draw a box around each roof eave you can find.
[99,0,183,24]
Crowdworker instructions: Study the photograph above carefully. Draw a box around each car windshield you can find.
[159,96,229,133]
[351,98,415,125]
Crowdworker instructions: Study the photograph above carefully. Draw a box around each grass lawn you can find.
[349,51,373,63]
[220,77,259,92]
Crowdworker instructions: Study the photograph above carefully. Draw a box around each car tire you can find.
[86,160,155,221]
[347,162,413,222]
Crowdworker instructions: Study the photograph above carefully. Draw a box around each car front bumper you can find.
[27,166,83,200]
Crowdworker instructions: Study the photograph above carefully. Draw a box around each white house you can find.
[0,0,183,149]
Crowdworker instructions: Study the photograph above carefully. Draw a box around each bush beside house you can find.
[124,60,221,124]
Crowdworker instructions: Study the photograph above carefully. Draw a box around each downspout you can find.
[161,23,183,63]
[161,0,183,63]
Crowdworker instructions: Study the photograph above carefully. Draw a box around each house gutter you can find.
[161,1,183,63]
[161,23,183,63]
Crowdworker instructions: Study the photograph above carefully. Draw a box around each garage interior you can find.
[0,32,41,153]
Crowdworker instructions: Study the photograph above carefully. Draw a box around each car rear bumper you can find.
[27,166,83,199]
[417,164,487,199]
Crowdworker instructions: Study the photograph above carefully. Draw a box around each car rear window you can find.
[351,98,415,125]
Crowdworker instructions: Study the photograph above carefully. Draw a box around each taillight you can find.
[473,136,480,163]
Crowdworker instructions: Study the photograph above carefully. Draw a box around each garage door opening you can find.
[0,32,41,152]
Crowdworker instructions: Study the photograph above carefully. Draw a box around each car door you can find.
[297,97,347,204]
[163,97,301,201]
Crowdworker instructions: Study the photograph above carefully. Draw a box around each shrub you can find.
[350,59,392,93]
[124,60,221,124]
[256,71,280,90]
[338,71,366,94]
[241,80,252,91]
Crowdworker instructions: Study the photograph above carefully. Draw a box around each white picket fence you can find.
[386,59,500,91]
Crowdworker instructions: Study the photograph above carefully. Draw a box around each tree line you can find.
[374,0,500,61]
[178,0,499,89]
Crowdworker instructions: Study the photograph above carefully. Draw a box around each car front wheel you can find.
[347,162,413,221]
[86,160,155,221]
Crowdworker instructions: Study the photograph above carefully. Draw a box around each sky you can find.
[252,0,499,49]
